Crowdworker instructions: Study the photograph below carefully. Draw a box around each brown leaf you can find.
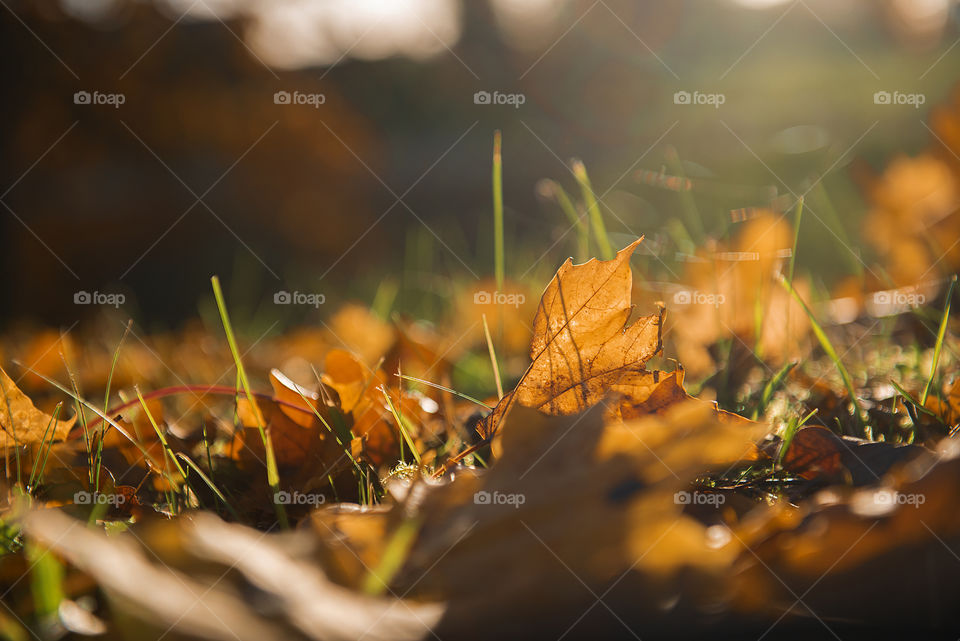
[233,369,343,471]
[781,425,924,485]
[397,401,767,637]
[482,239,664,437]
[0,364,75,448]
[668,213,810,376]
[22,509,442,641]
[606,369,691,420]
[781,426,846,481]
[520,237,664,412]
[321,349,366,413]
[732,442,960,629]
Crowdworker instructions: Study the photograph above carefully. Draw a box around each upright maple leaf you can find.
[482,239,664,436]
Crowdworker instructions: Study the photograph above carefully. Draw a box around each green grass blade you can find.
[135,387,189,487]
[27,541,64,618]
[921,275,956,405]
[28,403,61,488]
[754,361,797,420]
[664,146,704,240]
[787,197,803,285]
[380,386,421,465]
[361,518,421,596]
[210,276,288,528]
[96,321,131,487]
[16,364,181,488]
[777,416,799,466]
[289,377,363,475]
[397,375,492,410]
[891,380,940,419]
[482,314,504,399]
[539,179,588,262]
[572,159,613,260]
[779,276,867,436]
[493,130,505,292]
[778,408,819,465]
[176,453,240,520]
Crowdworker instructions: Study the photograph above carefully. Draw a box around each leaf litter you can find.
[2,205,960,638]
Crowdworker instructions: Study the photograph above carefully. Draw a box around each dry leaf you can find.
[782,426,924,485]
[668,213,810,375]
[396,401,766,638]
[862,153,960,288]
[482,239,664,437]
[781,426,846,481]
[519,237,663,414]
[22,509,442,641]
[232,369,344,471]
[0,364,75,448]
[731,442,960,630]
[605,368,691,420]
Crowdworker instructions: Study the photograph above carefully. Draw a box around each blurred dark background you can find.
[1,0,959,328]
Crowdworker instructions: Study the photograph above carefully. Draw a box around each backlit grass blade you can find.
[493,130,505,292]
[210,276,288,529]
[539,179,588,263]
[754,361,797,420]
[572,159,613,260]
[362,518,421,596]
[779,275,867,437]
[176,453,240,520]
[482,314,504,399]
[921,274,956,405]
[380,386,421,466]
[135,387,189,487]
[397,375,492,410]
[13,364,180,488]
[28,403,62,488]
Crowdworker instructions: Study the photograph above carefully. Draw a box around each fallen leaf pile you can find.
[3,237,959,640]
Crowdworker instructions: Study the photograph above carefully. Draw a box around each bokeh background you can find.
[1,0,959,331]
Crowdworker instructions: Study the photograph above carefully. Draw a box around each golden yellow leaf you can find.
[521,237,664,412]
[0,365,75,448]
[482,239,664,437]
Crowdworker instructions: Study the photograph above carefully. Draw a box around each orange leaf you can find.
[781,426,845,481]
[0,364,75,448]
[482,239,664,437]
